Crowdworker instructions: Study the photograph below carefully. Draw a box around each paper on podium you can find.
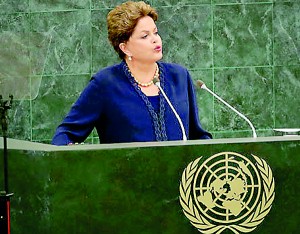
[0,31,50,100]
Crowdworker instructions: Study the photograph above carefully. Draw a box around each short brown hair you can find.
[107,1,158,59]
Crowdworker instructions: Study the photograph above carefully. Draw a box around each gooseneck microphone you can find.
[196,80,257,138]
[154,78,187,141]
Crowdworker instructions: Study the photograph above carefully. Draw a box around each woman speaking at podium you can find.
[52,1,211,145]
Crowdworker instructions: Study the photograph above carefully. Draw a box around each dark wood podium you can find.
[1,136,299,234]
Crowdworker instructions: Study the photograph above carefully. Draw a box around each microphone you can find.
[196,80,257,138]
[154,78,187,141]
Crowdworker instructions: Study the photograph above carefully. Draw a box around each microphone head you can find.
[196,80,205,89]
[153,77,160,85]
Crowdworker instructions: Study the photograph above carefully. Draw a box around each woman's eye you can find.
[142,34,148,39]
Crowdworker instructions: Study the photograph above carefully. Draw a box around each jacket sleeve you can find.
[186,70,212,140]
[51,78,103,145]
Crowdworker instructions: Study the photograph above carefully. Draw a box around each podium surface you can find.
[1,136,299,234]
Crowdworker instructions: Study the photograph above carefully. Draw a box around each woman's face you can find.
[122,16,163,63]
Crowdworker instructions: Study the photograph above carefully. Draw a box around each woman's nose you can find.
[152,34,157,43]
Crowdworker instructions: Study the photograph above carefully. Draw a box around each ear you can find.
[119,42,131,57]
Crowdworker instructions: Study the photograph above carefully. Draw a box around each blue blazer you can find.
[52,61,212,145]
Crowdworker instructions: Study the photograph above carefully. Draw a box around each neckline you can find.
[122,61,168,141]
[147,94,159,98]
[127,63,159,87]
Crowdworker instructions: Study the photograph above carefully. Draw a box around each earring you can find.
[128,56,132,61]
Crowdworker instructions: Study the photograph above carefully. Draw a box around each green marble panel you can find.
[157,5,213,69]
[0,13,32,141]
[213,0,274,3]
[214,129,276,139]
[153,0,211,6]
[274,65,300,128]
[0,13,30,49]
[29,0,90,12]
[214,67,274,134]
[29,10,91,76]
[190,69,214,132]
[0,0,29,13]
[91,129,100,144]
[91,9,119,73]
[1,138,299,233]
[92,0,152,9]
[273,1,300,66]
[213,3,272,67]
[31,74,90,142]
[274,0,299,3]
[6,100,31,140]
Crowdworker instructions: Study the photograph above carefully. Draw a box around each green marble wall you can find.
[0,0,299,143]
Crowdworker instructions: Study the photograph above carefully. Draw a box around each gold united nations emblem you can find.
[179,152,275,233]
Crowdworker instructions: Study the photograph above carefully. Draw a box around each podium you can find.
[1,136,299,234]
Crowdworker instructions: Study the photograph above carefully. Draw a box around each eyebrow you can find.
[139,27,158,33]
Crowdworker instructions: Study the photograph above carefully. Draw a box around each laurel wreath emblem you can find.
[179,154,275,234]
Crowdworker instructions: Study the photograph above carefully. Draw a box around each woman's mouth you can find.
[154,46,162,52]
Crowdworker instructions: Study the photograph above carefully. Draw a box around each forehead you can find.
[133,16,157,33]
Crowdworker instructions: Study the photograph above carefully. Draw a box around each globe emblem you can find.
[193,152,262,224]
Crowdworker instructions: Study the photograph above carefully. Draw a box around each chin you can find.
[141,54,163,63]
[155,53,163,61]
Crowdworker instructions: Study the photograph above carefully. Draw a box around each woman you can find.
[52,1,211,145]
